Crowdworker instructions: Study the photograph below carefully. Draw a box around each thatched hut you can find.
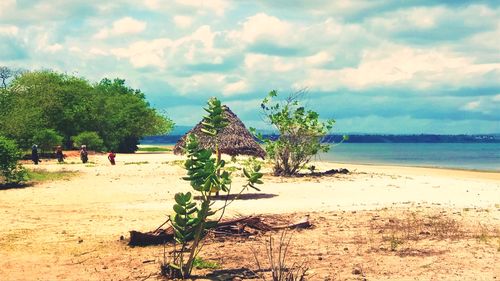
[173,106,266,159]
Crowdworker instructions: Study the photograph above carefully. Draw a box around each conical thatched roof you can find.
[173,106,266,159]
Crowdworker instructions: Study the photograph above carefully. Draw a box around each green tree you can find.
[90,78,174,152]
[1,70,94,148]
[33,129,63,153]
[71,131,104,151]
[164,98,263,278]
[254,90,345,176]
[0,71,174,152]
[0,136,26,185]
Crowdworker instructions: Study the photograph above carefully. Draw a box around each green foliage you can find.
[91,78,174,152]
[27,169,77,182]
[0,136,27,185]
[171,192,199,244]
[72,131,104,151]
[123,161,149,165]
[201,97,229,136]
[254,90,340,176]
[243,161,263,191]
[192,257,220,269]
[0,70,174,152]
[32,129,63,153]
[137,146,171,152]
[165,97,263,278]
[183,134,231,193]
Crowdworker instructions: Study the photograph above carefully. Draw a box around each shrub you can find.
[72,131,104,151]
[253,90,346,176]
[0,136,27,184]
[33,129,63,153]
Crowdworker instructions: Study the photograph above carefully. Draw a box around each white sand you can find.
[1,152,499,280]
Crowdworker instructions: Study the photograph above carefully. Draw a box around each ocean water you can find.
[316,143,500,171]
[141,136,500,171]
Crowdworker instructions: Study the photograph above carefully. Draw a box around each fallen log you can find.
[128,215,312,246]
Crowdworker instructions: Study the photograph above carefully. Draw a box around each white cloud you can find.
[110,25,227,68]
[0,0,16,17]
[368,7,443,31]
[223,80,248,96]
[69,46,82,53]
[94,17,147,39]
[143,0,160,9]
[231,13,294,44]
[45,43,63,53]
[111,38,172,68]
[368,4,499,36]
[173,16,193,29]
[0,25,19,36]
[305,51,331,65]
[185,25,215,49]
[462,100,480,111]
[175,0,229,16]
[244,53,298,73]
[301,44,500,91]
[460,96,500,115]
[89,48,108,56]
[172,73,226,95]
[142,0,229,16]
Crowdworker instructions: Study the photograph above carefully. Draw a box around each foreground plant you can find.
[163,97,263,278]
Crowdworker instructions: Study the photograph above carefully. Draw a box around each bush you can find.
[33,129,63,153]
[72,131,104,151]
[254,90,344,176]
[0,136,27,184]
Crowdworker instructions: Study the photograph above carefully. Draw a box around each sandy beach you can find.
[0,152,499,280]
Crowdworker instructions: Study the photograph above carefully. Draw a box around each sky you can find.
[1,0,499,134]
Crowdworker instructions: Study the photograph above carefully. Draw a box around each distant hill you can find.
[141,133,500,145]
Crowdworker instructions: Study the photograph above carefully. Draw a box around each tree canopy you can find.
[0,69,173,152]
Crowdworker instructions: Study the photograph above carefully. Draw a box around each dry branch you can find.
[128,215,311,246]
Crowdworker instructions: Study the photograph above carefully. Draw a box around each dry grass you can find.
[252,231,309,281]
[368,210,499,256]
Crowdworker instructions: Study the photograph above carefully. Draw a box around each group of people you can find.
[31,145,116,165]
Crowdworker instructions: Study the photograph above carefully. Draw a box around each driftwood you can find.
[294,168,349,177]
[128,215,311,246]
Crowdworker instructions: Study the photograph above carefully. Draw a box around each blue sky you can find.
[1,0,499,134]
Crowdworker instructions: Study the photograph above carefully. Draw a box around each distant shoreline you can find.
[320,159,500,174]
[142,134,500,144]
[140,144,500,174]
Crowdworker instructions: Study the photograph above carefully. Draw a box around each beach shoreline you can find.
[137,143,500,173]
[1,152,499,280]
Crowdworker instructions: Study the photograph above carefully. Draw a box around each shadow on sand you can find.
[201,267,259,280]
[0,182,34,191]
[194,193,278,201]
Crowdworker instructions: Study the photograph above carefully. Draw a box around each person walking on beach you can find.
[31,144,39,165]
[108,150,116,165]
[80,145,88,164]
[55,146,64,163]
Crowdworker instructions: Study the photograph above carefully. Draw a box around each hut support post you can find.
[216,146,221,197]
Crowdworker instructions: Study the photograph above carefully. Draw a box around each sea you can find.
[316,143,500,172]
[141,136,500,172]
